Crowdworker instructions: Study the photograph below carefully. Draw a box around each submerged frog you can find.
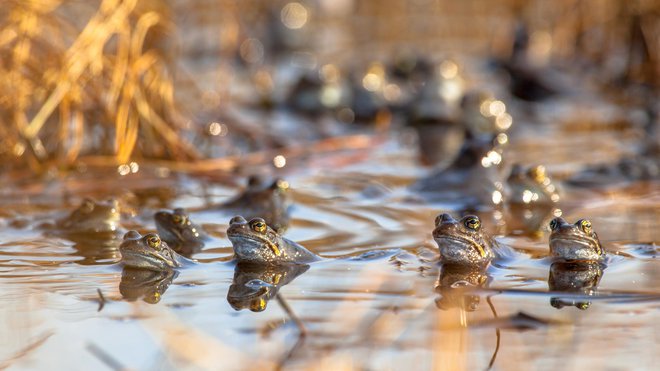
[548,261,603,310]
[154,208,207,255]
[549,217,604,262]
[412,138,505,208]
[220,176,291,233]
[56,198,120,234]
[227,262,310,312]
[432,214,501,267]
[227,216,320,265]
[119,231,190,271]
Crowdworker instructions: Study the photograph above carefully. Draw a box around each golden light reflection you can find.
[208,122,228,136]
[383,83,401,101]
[362,63,385,92]
[281,2,308,30]
[492,190,503,205]
[362,73,382,92]
[320,64,340,83]
[495,113,513,130]
[320,84,342,107]
[118,164,130,176]
[488,100,506,117]
[439,60,458,79]
[273,155,286,168]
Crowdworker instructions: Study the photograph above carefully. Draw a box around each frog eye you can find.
[274,179,289,191]
[576,301,591,310]
[250,219,267,233]
[172,214,186,225]
[147,235,161,249]
[577,219,592,234]
[463,216,481,231]
[249,297,267,312]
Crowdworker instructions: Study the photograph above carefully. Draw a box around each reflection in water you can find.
[227,263,309,312]
[119,267,179,304]
[434,264,489,311]
[66,232,121,265]
[548,261,603,310]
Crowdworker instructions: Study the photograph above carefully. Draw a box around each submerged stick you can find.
[97,288,106,312]
[276,293,307,337]
[86,342,129,371]
[486,294,501,370]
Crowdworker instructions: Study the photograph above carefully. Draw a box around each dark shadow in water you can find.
[227,263,309,312]
[548,261,603,310]
[119,267,179,304]
[434,264,489,311]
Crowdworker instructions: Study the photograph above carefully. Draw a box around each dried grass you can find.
[0,0,197,171]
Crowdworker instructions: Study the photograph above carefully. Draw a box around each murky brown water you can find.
[0,101,658,370]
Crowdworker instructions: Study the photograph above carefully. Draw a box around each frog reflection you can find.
[227,263,309,312]
[68,234,120,265]
[434,264,489,311]
[119,267,178,304]
[548,261,603,310]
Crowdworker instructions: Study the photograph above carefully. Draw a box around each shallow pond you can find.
[0,103,658,370]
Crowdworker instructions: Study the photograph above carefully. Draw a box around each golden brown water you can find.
[0,105,658,371]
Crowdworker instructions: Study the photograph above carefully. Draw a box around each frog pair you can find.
[433,213,603,266]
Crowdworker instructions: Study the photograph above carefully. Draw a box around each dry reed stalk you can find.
[0,0,198,170]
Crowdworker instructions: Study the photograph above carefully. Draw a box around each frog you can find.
[227,216,320,265]
[548,261,603,310]
[432,213,500,267]
[119,231,190,271]
[220,176,291,233]
[504,164,561,236]
[549,217,605,262]
[567,147,659,187]
[507,164,560,206]
[56,198,121,234]
[412,137,505,208]
[119,267,178,304]
[154,208,207,255]
[227,262,310,312]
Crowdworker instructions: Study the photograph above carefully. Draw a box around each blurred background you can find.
[1,2,659,370]
[2,0,658,173]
